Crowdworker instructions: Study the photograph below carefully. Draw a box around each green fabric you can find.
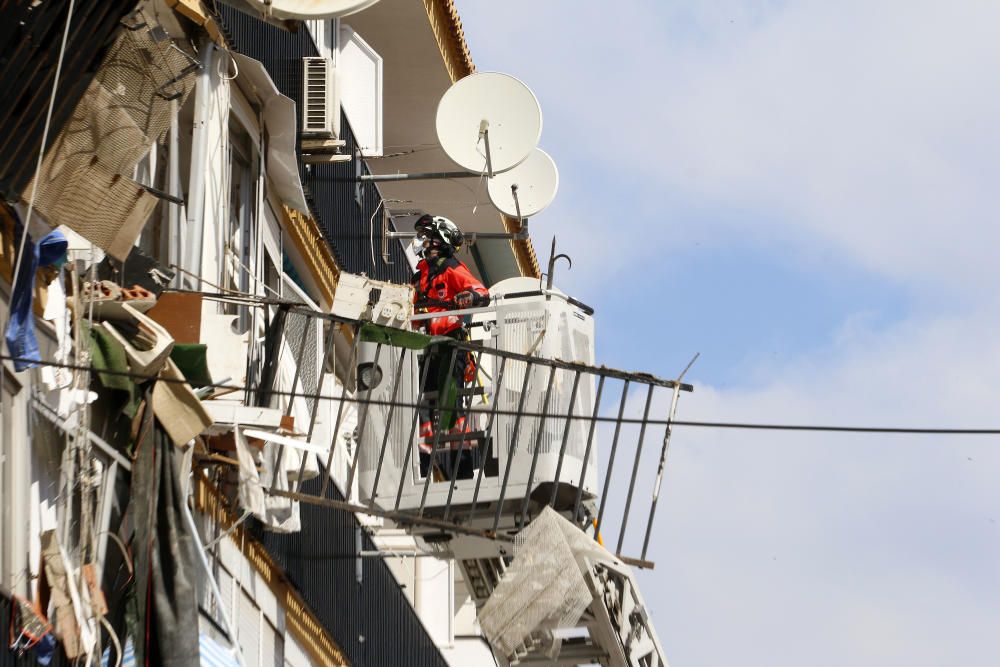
[84,320,141,418]
[169,344,212,387]
[359,322,447,350]
[437,353,460,429]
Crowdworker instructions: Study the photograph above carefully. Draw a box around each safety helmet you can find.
[414,214,464,254]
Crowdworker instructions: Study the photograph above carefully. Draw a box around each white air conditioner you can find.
[301,57,341,138]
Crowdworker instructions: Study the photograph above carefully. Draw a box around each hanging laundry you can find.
[39,270,72,390]
[3,220,67,371]
[232,424,324,533]
[128,386,200,667]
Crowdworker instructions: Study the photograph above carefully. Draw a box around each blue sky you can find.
[455,1,1000,665]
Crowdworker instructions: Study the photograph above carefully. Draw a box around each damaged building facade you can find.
[1,1,688,666]
[0,1,511,664]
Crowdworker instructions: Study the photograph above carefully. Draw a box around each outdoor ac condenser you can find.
[301,57,340,137]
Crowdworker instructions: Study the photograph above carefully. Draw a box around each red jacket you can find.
[412,256,489,336]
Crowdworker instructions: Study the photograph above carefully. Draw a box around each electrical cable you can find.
[6,354,1000,436]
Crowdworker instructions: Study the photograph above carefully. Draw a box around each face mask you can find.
[410,236,426,257]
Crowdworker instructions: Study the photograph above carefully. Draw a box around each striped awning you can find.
[101,632,240,667]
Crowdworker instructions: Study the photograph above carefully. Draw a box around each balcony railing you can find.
[202,286,693,569]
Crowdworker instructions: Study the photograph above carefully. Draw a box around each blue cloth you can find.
[4,221,67,371]
[32,633,57,665]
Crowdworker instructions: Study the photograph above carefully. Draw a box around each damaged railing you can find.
[214,289,694,568]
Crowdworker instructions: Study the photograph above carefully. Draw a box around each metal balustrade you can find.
[199,285,692,568]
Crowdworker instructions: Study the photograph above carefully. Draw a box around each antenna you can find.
[487,148,559,219]
[435,72,542,175]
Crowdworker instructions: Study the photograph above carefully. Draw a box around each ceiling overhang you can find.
[345,0,538,282]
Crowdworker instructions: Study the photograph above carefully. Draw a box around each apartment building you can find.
[1,2,683,666]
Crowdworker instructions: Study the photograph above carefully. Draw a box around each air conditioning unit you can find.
[302,57,341,138]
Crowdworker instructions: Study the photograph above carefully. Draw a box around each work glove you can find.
[454,291,485,308]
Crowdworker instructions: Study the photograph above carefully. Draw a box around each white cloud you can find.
[455,2,1000,665]
[461,0,1000,297]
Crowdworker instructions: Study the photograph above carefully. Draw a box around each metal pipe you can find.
[616,384,656,555]
[519,365,558,528]
[481,125,495,178]
[182,481,247,667]
[168,97,182,278]
[358,171,480,182]
[594,380,630,540]
[269,488,512,542]
[387,230,529,241]
[492,361,534,533]
[640,383,683,560]
[183,40,214,287]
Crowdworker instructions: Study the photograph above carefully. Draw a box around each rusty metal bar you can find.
[417,345,460,517]
[518,365,558,528]
[594,379,630,541]
[369,346,408,504]
[573,375,605,523]
[468,355,507,523]
[616,384,656,555]
[549,370,582,507]
[492,360,534,533]
[267,488,513,542]
[641,382,683,560]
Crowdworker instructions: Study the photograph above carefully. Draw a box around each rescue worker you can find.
[410,214,489,480]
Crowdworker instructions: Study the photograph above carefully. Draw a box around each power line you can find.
[668,421,1000,435]
[5,354,1000,436]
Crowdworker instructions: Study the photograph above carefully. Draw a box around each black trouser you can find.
[418,331,479,479]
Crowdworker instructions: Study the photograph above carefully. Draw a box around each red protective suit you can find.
[411,256,489,336]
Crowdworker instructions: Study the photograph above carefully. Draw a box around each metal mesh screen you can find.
[479,506,607,659]
[25,22,196,259]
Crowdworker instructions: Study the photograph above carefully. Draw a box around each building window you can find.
[225,121,258,331]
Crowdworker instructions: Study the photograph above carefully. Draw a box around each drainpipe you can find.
[168,98,183,279]
[181,484,247,667]
[184,40,214,288]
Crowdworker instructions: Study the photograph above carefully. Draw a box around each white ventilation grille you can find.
[302,57,339,137]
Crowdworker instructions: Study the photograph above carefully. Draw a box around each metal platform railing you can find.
[197,290,693,567]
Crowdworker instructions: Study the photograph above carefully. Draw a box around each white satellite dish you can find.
[238,0,381,20]
[436,72,542,175]
[487,148,559,219]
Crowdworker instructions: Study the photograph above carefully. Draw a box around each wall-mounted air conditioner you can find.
[302,57,341,138]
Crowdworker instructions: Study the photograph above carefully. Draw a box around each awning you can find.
[230,52,310,215]
[102,632,240,667]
